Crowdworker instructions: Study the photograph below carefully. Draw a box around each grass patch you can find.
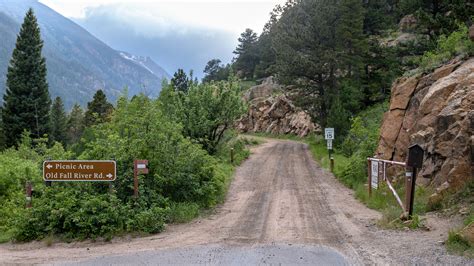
[0,230,13,243]
[239,80,257,91]
[167,202,200,224]
[446,231,474,257]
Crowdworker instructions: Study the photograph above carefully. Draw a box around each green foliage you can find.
[447,231,473,257]
[402,0,474,38]
[233,28,259,79]
[170,69,192,93]
[203,59,231,83]
[326,97,351,143]
[160,79,246,154]
[2,8,51,146]
[335,103,387,188]
[84,90,113,127]
[66,103,85,146]
[419,24,474,71]
[167,202,200,224]
[50,96,68,145]
[12,188,128,241]
[0,134,72,242]
[81,95,223,207]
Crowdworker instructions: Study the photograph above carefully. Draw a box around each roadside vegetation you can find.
[0,8,250,242]
[0,82,249,242]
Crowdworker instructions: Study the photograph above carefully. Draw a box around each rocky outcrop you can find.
[376,57,474,193]
[243,76,282,102]
[237,78,320,137]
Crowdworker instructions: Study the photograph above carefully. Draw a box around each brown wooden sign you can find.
[43,160,116,181]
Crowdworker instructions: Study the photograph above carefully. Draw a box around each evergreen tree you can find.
[336,0,367,78]
[2,8,51,146]
[84,90,113,127]
[50,96,68,144]
[0,109,5,150]
[203,59,230,82]
[170,69,190,93]
[66,103,85,145]
[233,28,259,78]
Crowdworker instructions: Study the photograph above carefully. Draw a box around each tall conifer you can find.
[2,8,51,146]
[84,90,113,126]
[66,103,85,145]
[50,96,67,144]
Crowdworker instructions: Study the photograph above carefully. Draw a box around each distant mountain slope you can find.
[0,0,169,109]
[119,51,170,81]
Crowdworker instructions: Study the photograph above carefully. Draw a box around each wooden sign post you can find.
[133,160,149,198]
[405,144,424,218]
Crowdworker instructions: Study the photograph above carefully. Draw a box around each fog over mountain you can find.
[74,9,235,78]
[51,1,284,78]
[0,0,170,109]
[71,5,236,78]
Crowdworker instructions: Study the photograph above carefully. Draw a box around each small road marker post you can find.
[325,128,334,172]
[230,148,234,164]
[25,181,32,208]
[134,160,149,198]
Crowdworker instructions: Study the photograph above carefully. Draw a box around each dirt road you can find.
[0,139,471,265]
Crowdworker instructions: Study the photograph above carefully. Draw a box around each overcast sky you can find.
[38,0,286,77]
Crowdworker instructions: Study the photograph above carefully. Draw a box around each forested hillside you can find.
[207,0,473,140]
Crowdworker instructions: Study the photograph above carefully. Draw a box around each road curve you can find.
[1,139,471,265]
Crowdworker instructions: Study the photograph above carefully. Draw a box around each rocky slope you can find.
[236,77,320,137]
[376,57,473,195]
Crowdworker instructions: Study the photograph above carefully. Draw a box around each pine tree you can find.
[233,28,259,78]
[170,69,190,93]
[66,103,85,145]
[84,90,113,127]
[0,108,5,150]
[50,96,68,144]
[2,8,51,146]
[336,0,367,78]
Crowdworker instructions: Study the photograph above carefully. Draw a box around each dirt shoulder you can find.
[0,139,471,265]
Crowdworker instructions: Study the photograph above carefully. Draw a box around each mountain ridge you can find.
[0,0,169,109]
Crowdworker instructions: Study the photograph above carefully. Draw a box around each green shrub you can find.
[80,95,226,208]
[130,206,168,234]
[337,103,387,189]
[11,188,130,241]
[446,231,473,256]
[167,202,200,224]
[419,24,474,71]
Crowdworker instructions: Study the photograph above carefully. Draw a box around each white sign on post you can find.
[371,161,378,189]
[327,139,333,150]
[325,128,334,140]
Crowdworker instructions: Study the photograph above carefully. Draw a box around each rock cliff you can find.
[237,78,320,137]
[376,57,474,194]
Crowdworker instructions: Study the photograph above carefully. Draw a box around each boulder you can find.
[237,79,320,137]
[243,76,281,102]
[399,14,417,33]
[376,57,474,193]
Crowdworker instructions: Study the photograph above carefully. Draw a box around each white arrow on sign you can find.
[106,173,113,179]
[46,164,53,169]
